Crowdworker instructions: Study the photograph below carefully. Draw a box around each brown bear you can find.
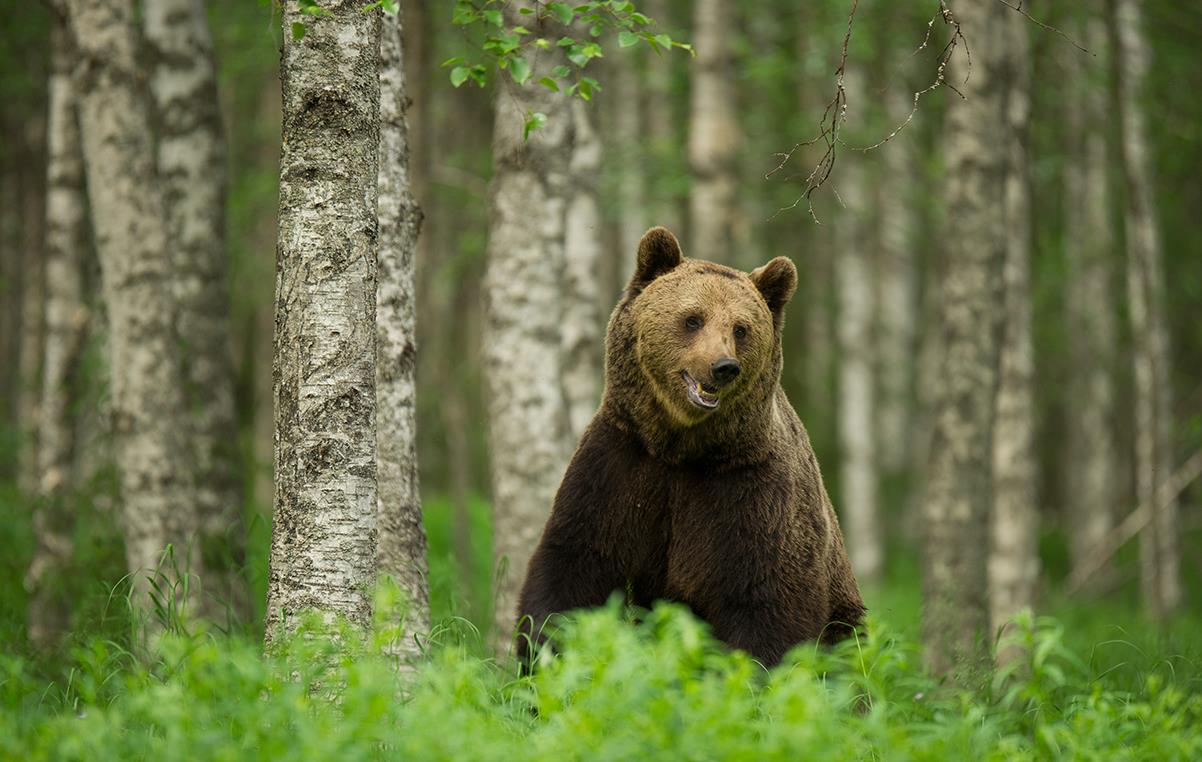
[516,226,865,667]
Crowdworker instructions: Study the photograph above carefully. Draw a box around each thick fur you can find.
[516,227,865,667]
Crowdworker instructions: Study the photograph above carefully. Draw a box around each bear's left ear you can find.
[750,257,798,325]
[630,226,683,292]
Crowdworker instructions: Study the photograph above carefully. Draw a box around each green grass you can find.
[2,483,1201,760]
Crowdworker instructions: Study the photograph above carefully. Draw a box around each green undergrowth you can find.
[1,596,1200,762]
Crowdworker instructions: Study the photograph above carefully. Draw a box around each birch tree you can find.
[27,17,90,647]
[836,65,882,588]
[65,0,206,604]
[266,1,382,641]
[989,4,1038,640]
[688,0,739,263]
[1113,0,1180,619]
[143,0,246,619]
[484,0,577,644]
[377,5,430,656]
[922,0,1008,676]
[1064,6,1118,584]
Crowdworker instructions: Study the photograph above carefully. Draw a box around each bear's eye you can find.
[684,315,703,331]
[733,325,748,340]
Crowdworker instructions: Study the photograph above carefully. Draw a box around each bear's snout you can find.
[710,358,741,388]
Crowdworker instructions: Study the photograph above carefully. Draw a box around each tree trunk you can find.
[17,125,47,499]
[265,1,382,642]
[27,18,91,648]
[143,0,247,622]
[835,66,882,588]
[484,0,576,646]
[643,0,683,233]
[610,49,646,288]
[1064,7,1118,587]
[66,0,206,606]
[1112,0,1180,619]
[688,0,739,263]
[922,0,1007,677]
[989,4,1038,642]
[562,98,604,441]
[377,5,430,657]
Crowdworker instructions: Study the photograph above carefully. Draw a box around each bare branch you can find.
[996,0,1092,55]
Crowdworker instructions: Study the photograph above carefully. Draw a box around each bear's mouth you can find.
[681,371,720,411]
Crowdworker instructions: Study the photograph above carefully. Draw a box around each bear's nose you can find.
[711,358,741,387]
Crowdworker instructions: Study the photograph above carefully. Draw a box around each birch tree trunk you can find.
[1064,8,1118,586]
[562,98,604,441]
[143,0,246,621]
[922,0,1007,677]
[66,0,206,605]
[265,1,382,641]
[377,6,430,656]
[1113,0,1180,619]
[836,66,882,588]
[688,0,739,263]
[484,0,576,645]
[989,5,1038,641]
[27,19,90,647]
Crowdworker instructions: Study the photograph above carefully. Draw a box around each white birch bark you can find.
[66,0,206,605]
[562,98,604,441]
[1064,9,1118,585]
[377,6,430,657]
[989,5,1038,641]
[143,0,246,619]
[484,0,576,645]
[922,0,1007,677]
[27,19,91,647]
[1113,0,1180,619]
[265,1,382,641]
[836,66,882,588]
[688,0,739,263]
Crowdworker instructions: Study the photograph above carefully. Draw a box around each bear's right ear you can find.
[630,227,683,291]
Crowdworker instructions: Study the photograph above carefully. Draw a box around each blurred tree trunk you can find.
[562,99,604,441]
[1112,0,1180,619]
[265,2,381,641]
[836,66,882,588]
[66,0,206,606]
[143,0,246,622]
[922,0,1007,677]
[0,164,16,473]
[643,0,682,233]
[377,6,430,657]
[688,0,739,263]
[484,0,576,647]
[27,18,90,647]
[989,5,1038,642]
[610,50,646,286]
[1064,8,1118,590]
[17,126,47,499]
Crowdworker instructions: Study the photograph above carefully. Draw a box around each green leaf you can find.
[440,56,466,68]
[482,9,503,26]
[538,76,560,92]
[654,33,672,51]
[450,66,471,88]
[509,57,532,85]
[524,111,548,140]
[551,65,571,79]
[617,31,639,48]
[548,2,574,25]
[291,22,306,40]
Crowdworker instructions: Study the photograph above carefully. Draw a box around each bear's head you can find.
[606,227,798,430]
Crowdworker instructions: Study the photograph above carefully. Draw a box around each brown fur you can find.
[516,227,865,667]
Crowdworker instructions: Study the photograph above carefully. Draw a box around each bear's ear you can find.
[750,256,798,324]
[630,227,683,291]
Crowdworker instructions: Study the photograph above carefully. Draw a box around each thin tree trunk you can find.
[484,0,576,646]
[265,2,382,642]
[610,50,646,287]
[836,66,882,588]
[27,19,91,647]
[989,4,1038,642]
[1112,0,1180,619]
[143,0,247,622]
[66,0,206,607]
[922,0,1007,677]
[688,0,739,263]
[562,98,604,441]
[18,124,48,499]
[377,6,430,657]
[1064,7,1118,589]
[643,0,682,233]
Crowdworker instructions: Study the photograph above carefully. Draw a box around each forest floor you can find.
[2,486,1201,760]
